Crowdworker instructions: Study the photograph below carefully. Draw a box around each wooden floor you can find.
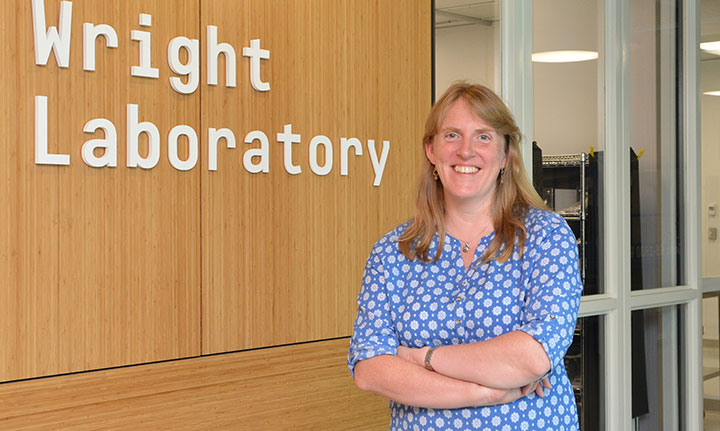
[0,338,389,430]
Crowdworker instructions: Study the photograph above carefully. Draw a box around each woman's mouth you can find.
[453,165,479,174]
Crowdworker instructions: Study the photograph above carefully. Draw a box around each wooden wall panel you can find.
[0,0,201,381]
[201,0,431,353]
[0,339,389,430]
[0,0,60,381]
[1,0,430,383]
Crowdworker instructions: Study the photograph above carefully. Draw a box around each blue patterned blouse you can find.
[348,207,582,431]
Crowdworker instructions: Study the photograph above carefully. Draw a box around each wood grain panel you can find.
[0,0,59,382]
[0,338,389,430]
[200,0,432,353]
[0,0,201,381]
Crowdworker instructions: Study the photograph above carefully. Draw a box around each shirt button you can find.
[456,297,462,302]
[456,319,462,325]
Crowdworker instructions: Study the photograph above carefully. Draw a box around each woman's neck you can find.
[443,196,494,238]
[444,203,494,270]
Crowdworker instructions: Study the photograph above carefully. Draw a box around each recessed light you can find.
[532,50,599,63]
[703,91,720,96]
[701,41,720,52]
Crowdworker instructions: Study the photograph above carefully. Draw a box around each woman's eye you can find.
[475,133,492,143]
[446,132,459,140]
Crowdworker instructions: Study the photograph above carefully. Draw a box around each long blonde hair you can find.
[398,83,547,263]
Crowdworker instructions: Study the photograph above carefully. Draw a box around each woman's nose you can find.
[457,137,473,159]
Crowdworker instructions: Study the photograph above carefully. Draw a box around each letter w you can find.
[32,0,73,68]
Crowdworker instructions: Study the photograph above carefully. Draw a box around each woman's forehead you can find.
[439,108,495,132]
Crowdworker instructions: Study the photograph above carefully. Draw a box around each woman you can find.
[348,83,582,430]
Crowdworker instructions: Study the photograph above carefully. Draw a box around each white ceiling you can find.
[434,0,720,61]
[702,0,720,60]
[434,0,498,28]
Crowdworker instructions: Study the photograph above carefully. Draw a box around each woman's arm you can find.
[396,218,583,390]
[397,331,550,389]
[353,354,529,409]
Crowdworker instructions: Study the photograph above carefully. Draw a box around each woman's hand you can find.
[396,345,427,367]
[478,378,551,406]
[481,386,524,406]
[521,377,552,398]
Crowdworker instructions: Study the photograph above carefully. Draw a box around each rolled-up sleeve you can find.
[518,219,583,369]
[347,245,399,377]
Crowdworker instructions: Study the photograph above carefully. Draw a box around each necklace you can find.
[460,224,492,253]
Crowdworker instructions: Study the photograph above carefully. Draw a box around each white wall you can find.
[532,0,601,156]
[701,59,720,279]
[704,296,720,341]
[434,23,499,100]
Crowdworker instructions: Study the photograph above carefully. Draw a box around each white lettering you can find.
[340,137,362,176]
[126,104,160,169]
[208,128,236,171]
[276,124,301,175]
[207,26,236,87]
[243,131,270,173]
[367,139,390,187]
[168,37,200,94]
[242,39,270,92]
[131,14,159,78]
[31,0,72,68]
[83,23,118,71]
[34,96,70,165]
[168,125,198,171]
[309,135,333,176]
[82,118,117,167]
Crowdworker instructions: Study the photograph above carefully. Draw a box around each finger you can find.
[534,385,545,398]
[542,377,552,389]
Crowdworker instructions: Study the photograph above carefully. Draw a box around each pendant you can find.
[462,242,470,253]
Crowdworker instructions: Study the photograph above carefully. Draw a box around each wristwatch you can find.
[424,345,439,371]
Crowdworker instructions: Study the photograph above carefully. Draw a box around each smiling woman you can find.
[348,82,583,430]
[424,98,507,218]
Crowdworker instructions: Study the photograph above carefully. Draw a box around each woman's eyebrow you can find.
[474,127,495,134]
[440,126,462,132]
[439,126,496,134]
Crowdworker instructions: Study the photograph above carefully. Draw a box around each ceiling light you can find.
[703,91,720,96]
[532,50,599,63]
[701,41,720,52]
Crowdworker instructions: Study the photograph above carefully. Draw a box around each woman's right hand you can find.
[520,377,552,398]
[480,376,551,406]
[481,386,524,406]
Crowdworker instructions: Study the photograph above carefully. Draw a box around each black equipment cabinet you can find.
[534,147,601,431]
[533,146,648,429]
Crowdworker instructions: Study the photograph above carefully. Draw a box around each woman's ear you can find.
[424,139,436,164]
[502,135,510,168]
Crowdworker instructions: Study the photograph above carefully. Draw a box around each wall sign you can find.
[31,0,390,186]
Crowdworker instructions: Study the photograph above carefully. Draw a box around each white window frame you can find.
[500,0,703,429]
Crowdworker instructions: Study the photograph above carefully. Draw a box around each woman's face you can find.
[425,98,507,209]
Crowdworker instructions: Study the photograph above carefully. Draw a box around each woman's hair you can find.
[398,82,547,263]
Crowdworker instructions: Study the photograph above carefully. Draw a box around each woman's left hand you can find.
[396,345,427,367]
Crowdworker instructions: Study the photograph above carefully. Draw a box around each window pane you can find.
[565,315,604,431]
[701,0,720,422]
[704,293,720,429]
[433,1,500,98]
[629,0,683,290]
[532,0,605,295]
[631,306,683,430]
[701,0,720,281]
